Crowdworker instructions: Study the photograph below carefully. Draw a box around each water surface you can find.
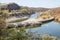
[26,13,60,38]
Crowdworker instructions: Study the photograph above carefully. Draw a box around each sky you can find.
[0,0,60,8]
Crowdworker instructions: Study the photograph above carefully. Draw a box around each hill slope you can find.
[0,3,49,12]
[51,7,60,22]
[45,7,60,22]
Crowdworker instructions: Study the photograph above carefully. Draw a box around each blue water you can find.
[26,13,60,38]
[28,13,37,19]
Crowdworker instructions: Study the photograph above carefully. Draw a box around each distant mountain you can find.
[0,3,49,12]
[28,7,49,12]
[20,6,49,12]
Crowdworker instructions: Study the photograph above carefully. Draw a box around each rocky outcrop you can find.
[7,3,20,10]
[0,3,20,10]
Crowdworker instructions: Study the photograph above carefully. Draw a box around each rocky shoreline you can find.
[7,17,54,28]
[6,11,35,22]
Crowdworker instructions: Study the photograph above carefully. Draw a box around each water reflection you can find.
[26,21,60,38]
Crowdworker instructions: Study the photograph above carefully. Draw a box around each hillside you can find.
[41,7,60,22]
[20,6,49,12]
[37,7,60,22]
[50,7,60,22]
[0,3,49,12]
[0,3,20,12]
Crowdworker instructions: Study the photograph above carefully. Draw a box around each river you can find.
[26,13,60,38]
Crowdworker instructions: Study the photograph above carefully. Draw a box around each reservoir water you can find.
[26,13,60,38]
